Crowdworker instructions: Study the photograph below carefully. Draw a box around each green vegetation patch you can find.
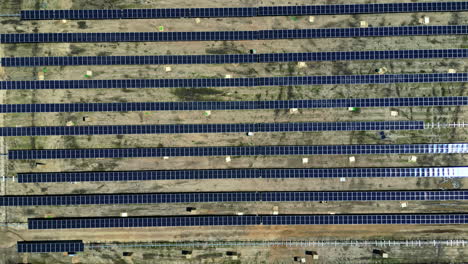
[172,88,224,101]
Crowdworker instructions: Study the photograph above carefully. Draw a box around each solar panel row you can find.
[0,121,423,137]
[27,214,468,229]
[258,2,468,16]
[1,96,466,113]
[260,49,468,63]
[20,2,468,20]
[21,8,257,20]
[1,25,467,43]
[8,143,468,160]
[3,190,466,206]
[17,167,468,183]
[0,31,255,43]
[260,26,468,40]
[1,73,467,90]
[17,240,84,253]
[4,49,468,67]
[1,54,256,67]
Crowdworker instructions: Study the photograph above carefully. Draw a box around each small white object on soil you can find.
[273,206,279,215]
[419,16,430,24]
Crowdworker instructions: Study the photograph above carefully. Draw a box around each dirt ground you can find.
[1,0,468,263]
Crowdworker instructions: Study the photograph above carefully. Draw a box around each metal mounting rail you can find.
[87,240,468,249]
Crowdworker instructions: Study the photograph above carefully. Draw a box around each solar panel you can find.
[2,190,466,206]
[259,49,468,63]
[1,54,257,67]
[258,2,468,16]
[189,7,257,18]
[20,2,468,20]
[1,73,467,90]
[17,167,468,183]
[0,121,424,137]
[259,26,468,40]
[0,192,259,206]
[20,7,257,20]
[21,9,123,20]
[262,191,468,202]
[0,31,257,43]
[0,96,466,113]
[4,49,468,67]
[17,240,84,253]
[27,214,468,229]
[8,143,468,160]
[122,8,189,19]
[262,214,468,225]
[1,25,467,43]
[27,215,261,229]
